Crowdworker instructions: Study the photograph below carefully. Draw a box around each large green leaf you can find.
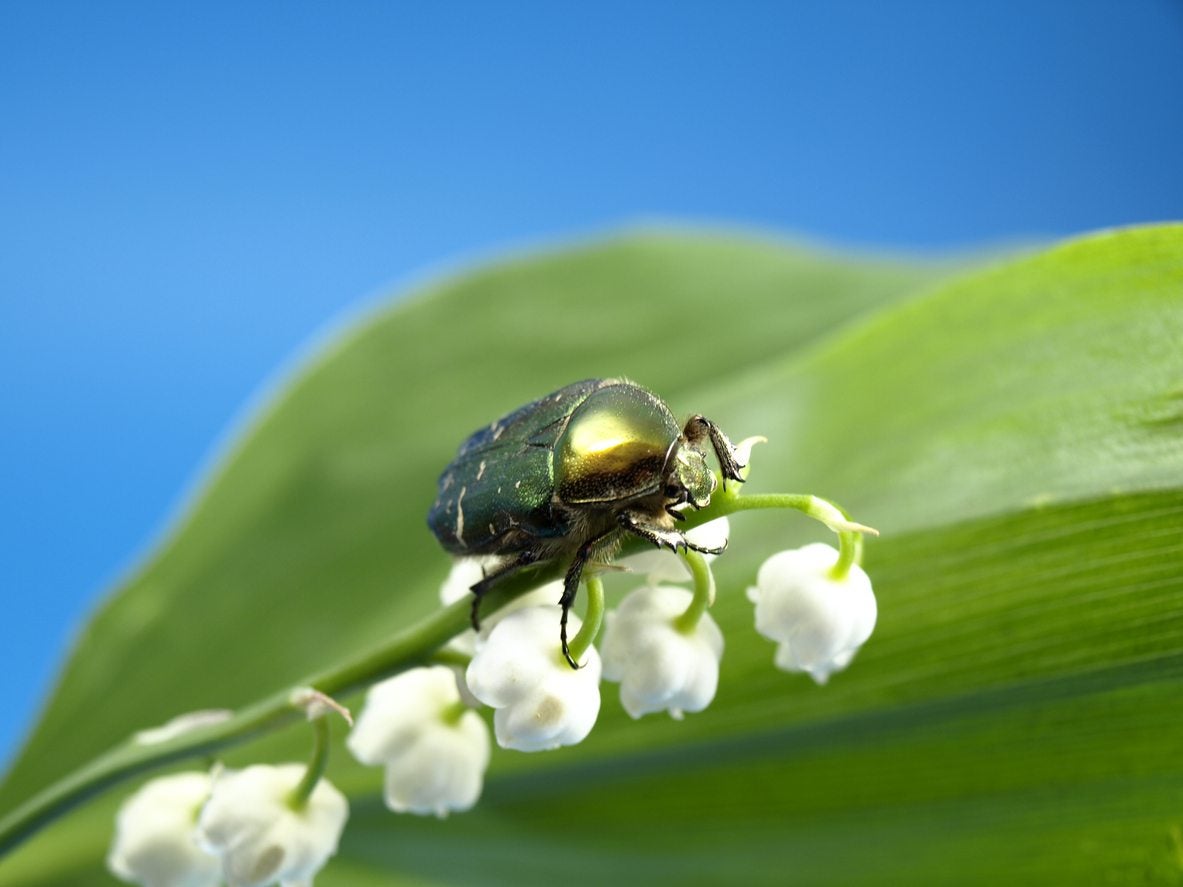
[2,225,1180,885]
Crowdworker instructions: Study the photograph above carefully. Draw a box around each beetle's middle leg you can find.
[467,550,542,630]
[558,527,617,669]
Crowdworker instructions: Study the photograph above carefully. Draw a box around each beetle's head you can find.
[666,443,717,510]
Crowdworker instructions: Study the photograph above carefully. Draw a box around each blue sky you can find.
[2,1,1181,763]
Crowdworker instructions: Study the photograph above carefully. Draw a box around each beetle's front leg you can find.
[617,511,726,556]
[683,415,746,485]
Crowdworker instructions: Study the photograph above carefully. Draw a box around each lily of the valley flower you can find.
[618,517,731,585]
[746,542,876,684]
[466,605,601,752]
[196,763,348,887]
[439,558,564,654]
[600,585,724,719]
[347,665,490,817]
[108,772,221,887]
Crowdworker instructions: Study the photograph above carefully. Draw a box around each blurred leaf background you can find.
[3,2,1183,884]
[2,225,1181,884]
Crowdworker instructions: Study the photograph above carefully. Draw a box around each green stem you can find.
[0,582,523,857]
[674,550,714,633]
[830,531,863,580]
[441,700,470,727]
[684,491,870,579]
[287,716,330,810]
[0,487,871,858]
[428,647,473,670]
[566,574,605,664]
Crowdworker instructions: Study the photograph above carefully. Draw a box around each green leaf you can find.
[3,225,1181,885]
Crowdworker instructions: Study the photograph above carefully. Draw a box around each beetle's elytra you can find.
[428,378,745,667]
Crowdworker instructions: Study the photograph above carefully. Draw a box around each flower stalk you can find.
[0,479,873,858]
[673,549,714,633]
[288,716,331,810]
[566,574,605,665]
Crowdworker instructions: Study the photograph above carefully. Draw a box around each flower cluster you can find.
[109,467,878,886]
[108,763,347,887]
[109,695,349,887]
[339,516,877,826]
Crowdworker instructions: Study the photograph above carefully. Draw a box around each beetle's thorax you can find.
[553,382,680,506]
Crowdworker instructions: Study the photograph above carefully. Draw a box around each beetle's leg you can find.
[468,550,541,630]
[683,415,745,486]
[617,511,726,556]
[559,528,617,669]
[617,511,682,551]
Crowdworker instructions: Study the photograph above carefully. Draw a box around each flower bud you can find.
[601,585,724,719]
[196,764,347,887]
[347,666,490,817]
[108,772,220,887]
[746,543,876,684]
[465,606,601,751]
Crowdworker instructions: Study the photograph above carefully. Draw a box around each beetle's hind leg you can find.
[683,415,745,485]
[468,550,542,630]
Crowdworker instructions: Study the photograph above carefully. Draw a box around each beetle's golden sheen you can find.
[428,378,745,667]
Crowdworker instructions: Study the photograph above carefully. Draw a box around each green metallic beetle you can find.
[428,378,745,667]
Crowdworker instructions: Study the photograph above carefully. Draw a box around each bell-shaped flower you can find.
[439,558,564,654]
[600,585,724,719]
[108,772,221,887]
[346,665,490,817]
[465,605,601,752]
[196,763,347,887]
[746,542,876,684]
[618,517,730,585]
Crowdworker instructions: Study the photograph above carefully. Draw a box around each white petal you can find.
[439,559,563,660]
[197,764,347,887]
[108,772,220,887]
[601,586,723,719]
[467,606,602,752]
[347,666,491,817]
[749,543,876,683]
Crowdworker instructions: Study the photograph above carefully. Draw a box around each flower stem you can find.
[288,716,330,810]
[683,490,874,581]
[0,487,874,858]
[674,550,714,633]
[566,574,605,665]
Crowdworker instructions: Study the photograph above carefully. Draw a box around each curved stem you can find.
[287,716,330,810]
[0,487,873,857]
[0,587,504,856]
[674,550,714,633]
[566,574,605,664]
[685,490,873,579]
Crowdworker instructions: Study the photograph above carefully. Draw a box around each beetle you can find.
[428,378,745,667]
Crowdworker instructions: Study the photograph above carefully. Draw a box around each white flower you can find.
[108,772,221,887]
[465,605,601,752]
[600,585,724,720]
[439,558,564,655]
[619,517,731,585]
[347,666,490,817]
[196,764,348,887]
[440,558,565,705]
[746,543,876,684]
